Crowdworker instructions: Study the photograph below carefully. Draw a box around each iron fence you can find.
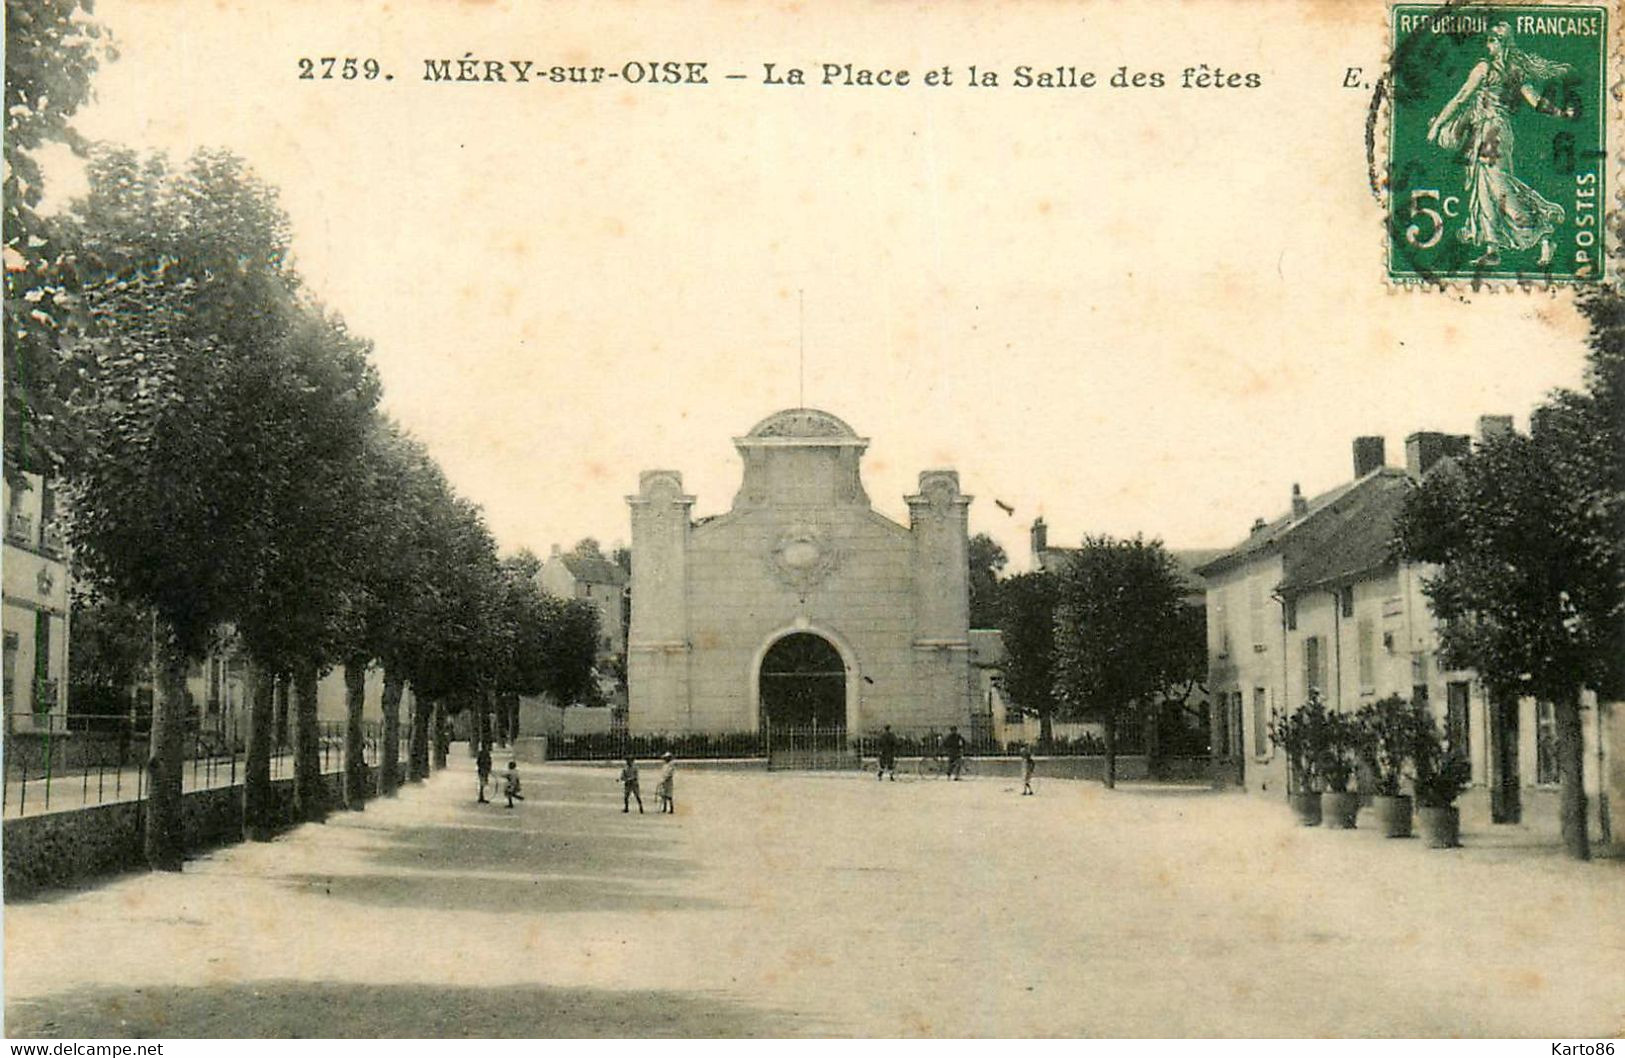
[547,730,765,761]
[2,712,412,819]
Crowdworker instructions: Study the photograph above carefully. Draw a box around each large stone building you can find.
[626,408,975,736]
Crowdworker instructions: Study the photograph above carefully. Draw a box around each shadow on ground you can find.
[5,980,817,1038]
[278,869,721,914]
[365,822,689,878]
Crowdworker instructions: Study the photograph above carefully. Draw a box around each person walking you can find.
[503,760,524,808]
[876,724,898,782]
[619,756,644,814]
[476,743,493,804]
[1021,744,1036,796]
[943,725,967,781]
[656,751,676,814]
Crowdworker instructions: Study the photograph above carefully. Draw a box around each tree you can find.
[967,532,1008,628]
[537,596,602,708]
[994,571,1058,747]
[60,148,378,860]
[331,418,443,799]
[4,0,109,480]
[1395,290,1623,859]
[571,537,604,559]
[66,587,150,727]
[1052,536,1194,788]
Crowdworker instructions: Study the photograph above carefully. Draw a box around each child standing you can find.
[503,760,524,808]
[619,756,644,814]
[1021,744,1036,796]
[656,751,676,814]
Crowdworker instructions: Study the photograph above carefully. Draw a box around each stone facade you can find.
[627,409,975,737]
[3,471,70,731]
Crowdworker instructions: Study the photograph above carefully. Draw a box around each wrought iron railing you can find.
[2,712,413,819]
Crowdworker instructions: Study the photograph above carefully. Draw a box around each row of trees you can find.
[971,533,1205,788]
[6,0,600,868]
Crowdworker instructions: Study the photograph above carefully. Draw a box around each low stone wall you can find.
[4,768,386,900]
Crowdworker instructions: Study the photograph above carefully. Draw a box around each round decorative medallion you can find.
[768,526,841,593]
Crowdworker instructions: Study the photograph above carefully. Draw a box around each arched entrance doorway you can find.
[757,632,847,730]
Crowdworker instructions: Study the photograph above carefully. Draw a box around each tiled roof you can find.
[1194,468,1414,588]
[1277,473,1413,592]
[560,554,628,586]
[1036,545,1223,594]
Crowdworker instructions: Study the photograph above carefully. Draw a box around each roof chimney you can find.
[1030,516,1048,562]
[1353,436,1386,478]
[1251,517,1267,535]
[1405,431,1471,478]
[1477,414,1514,443]
[1290,484,1308,519]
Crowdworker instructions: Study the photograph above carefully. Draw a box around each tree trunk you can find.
[1102,712,1118,790]
[273,674,290,754]
[433,698,449,769]
[379,671,404,796]
[1039,708,1053,751]
[342,658,368,810]
[1556,692,1590,861]
[143,635,190,872]
[476,690,493,753]
[242,657,276,841]
[499,692,518,745]
[291,663,326,822]
[409,696,431,781]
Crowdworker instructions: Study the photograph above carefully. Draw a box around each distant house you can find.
[1197,422,1620,848]
[540,545,629,665]
[3,472,70,733]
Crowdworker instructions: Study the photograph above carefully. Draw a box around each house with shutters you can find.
[1196,420,1620,848]
[3,472,70,734]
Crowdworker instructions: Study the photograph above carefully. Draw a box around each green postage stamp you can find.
[1388,4,1609,283]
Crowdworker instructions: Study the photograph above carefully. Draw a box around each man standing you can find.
[943,725,967,781]
[876,725,898,782]
[476,743,493,804]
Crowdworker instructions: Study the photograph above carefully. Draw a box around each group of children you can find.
[478,738,1045,811]
[476,745,679,814]
[475,745,526,807]
[618,751,677,814]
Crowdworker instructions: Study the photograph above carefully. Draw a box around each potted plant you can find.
[1357,695,1425,838]
[1413,720,1471,848]
[1268,694,1325,825]
[1317,708,1364,829]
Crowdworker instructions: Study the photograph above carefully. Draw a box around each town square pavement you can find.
[5,753,1622,1037]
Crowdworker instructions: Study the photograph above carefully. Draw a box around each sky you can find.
[43,0,1597,571]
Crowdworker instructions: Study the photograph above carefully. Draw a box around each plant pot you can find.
[1289,792,1322,826]
[1371,794,1414,838]
[1320,790,1360,829]
[1417,805,1460,848]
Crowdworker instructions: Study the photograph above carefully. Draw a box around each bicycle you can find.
[914,753,973,779]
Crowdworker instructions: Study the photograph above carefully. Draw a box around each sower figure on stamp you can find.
[876,724,897,781]
[1426,22,1575,268]
[619,756,644,814]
